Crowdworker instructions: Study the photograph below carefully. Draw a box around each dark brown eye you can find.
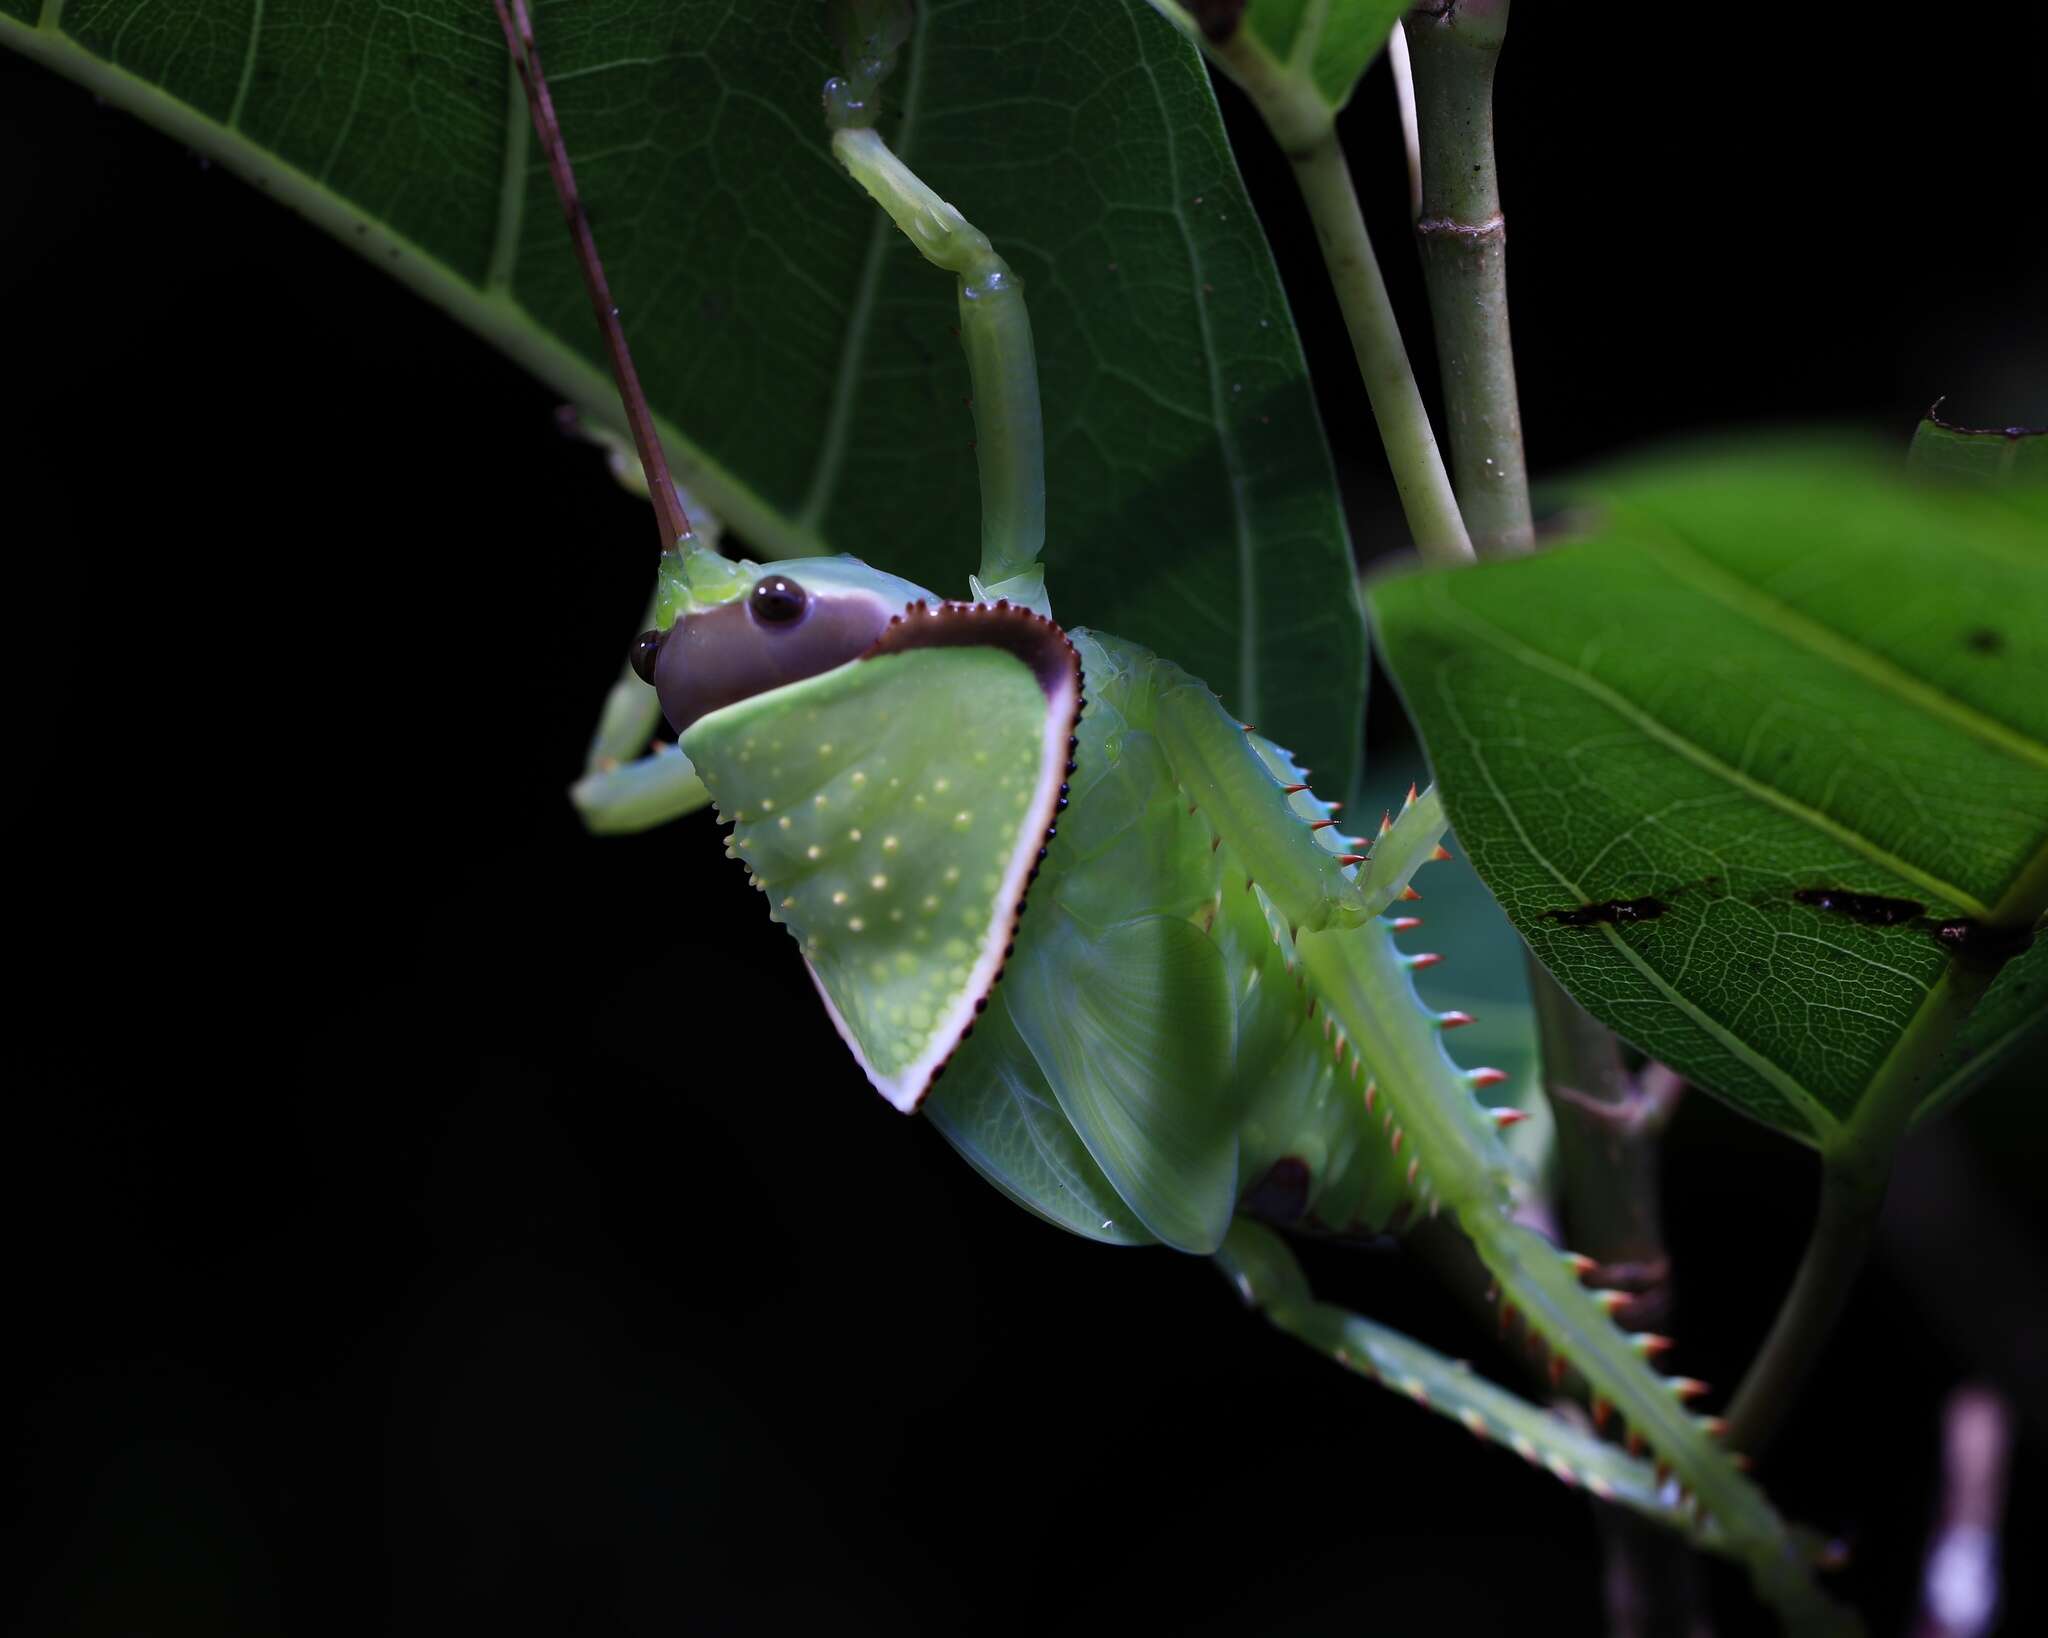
[749,576,809,627]
[629,629,666,685]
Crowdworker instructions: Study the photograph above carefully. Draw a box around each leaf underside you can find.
[1371,447,2048,1143]
[4,0,1365,797]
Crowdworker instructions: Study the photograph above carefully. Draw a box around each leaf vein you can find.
[1627,507,2048,771]
[1429,578,1993,917]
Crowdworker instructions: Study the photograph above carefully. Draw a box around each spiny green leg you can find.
[1218,1222,1716,1545]
[825,30,1046,607]
[1285,871,1855,1630]
[1143,684,1852,1625]
[568,589,711,835]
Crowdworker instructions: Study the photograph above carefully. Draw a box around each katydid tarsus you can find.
[495,3,1847,1627]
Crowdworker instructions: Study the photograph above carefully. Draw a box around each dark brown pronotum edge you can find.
[491,0,692,551]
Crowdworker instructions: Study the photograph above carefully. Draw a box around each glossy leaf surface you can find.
[2,0,1364,793]
[1371,448,2048,1143]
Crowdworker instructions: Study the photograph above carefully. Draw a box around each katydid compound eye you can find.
[749,575,809,626]
[629,629,666,685]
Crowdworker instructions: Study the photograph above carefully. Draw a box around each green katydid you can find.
[495,3,1850,1627]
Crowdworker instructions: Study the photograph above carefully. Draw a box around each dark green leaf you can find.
[3,0,1363,793]
[1920,933,2048,1124]
[1370,447,2048,1144]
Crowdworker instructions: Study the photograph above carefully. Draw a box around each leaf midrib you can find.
[1425,576,2001,917]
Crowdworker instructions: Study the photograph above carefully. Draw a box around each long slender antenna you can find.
[492,0,693,551]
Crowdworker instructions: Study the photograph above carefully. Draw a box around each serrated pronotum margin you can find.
[687,600,1081,1114]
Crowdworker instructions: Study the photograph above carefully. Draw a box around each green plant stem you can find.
[1286,137,1473,564]
[1196,27,1472,565]
[1401,0,1533,555]
[1530,964,1682,1330]
[1726,957,2006,1456]
[1528,959,1710,1636]
[1405,0,1689,1605]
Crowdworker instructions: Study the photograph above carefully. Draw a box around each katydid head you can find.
[636,551,943,733]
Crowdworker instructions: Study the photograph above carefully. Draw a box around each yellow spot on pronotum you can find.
[944,867,961,884]
[870,875,889,892]
[780,897,796,909]
[847,917,865,932]
[813,794,828,808]
[832,891,849,906]
[759,798,775,812]
[819,743,834,756]
[922,895,941,912]
[851,770,866,785]
[882,835,899,852]
[806,845,824,861]
[777,816,792,831]
[953,811,973,829]
[889,909,904,923]
[933,777,950,794]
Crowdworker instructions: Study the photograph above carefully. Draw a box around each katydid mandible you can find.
[494,4,1846,1627]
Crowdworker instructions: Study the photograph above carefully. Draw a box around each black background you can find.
[5,6,2046,1634]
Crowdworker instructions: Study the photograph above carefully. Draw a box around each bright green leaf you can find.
[1370,447,2048,1144]
[1236,0,1407,111]
[1909,408,2048,488]
[3,0,1364,794]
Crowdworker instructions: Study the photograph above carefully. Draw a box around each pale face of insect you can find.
[636,551,943,735]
